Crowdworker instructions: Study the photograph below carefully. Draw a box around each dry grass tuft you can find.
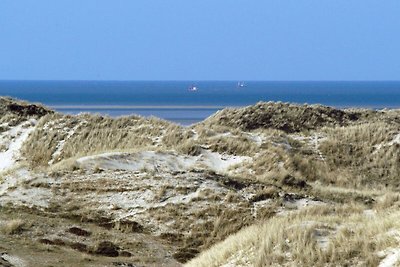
[375,192,400,210]
[0,219,25,235]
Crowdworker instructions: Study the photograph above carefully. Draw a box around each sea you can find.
[0,81,399,125]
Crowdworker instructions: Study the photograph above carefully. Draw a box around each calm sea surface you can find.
[1,81,399,125]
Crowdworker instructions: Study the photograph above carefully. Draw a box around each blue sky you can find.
[0,1,399,80]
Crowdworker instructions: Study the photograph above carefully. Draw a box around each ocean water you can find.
[0,81,399,125]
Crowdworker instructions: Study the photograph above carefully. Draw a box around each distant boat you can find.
[188,85,198,92]
[237,81,246,88]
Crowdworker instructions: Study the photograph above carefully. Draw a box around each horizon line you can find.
[1,79,400,82]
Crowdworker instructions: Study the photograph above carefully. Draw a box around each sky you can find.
[0,1,400,81]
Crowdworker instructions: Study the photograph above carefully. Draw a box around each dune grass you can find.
[320,122,400,187]
[21,113,176,167]
[186,204,400,267]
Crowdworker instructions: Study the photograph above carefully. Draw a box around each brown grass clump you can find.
[93,241,119,257]
[0,97,53,126]
[201,101,373,133]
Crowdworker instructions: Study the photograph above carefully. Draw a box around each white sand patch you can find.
[374,143,383,153]
[245,132,265,146]
[376,230,400,267]
[378,249,400,267]
[98,189,154,210]
[0,169,31,195]
[2,187,51,208]
[0,168,51,208]
[200,150,251,173]
[1,254,27,267]
[76,150,251,174]
[42,120,55,131]
[388,133,400,146]
[191,129,199,141]
[310,134,326,161]
[0,119,36,171]
[387,229,400,242]
[373,133,400,154]
[95,176,227,213]
[0,184,51,209]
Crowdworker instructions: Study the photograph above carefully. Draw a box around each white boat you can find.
[188,85,198,92]
[237,81,246,88]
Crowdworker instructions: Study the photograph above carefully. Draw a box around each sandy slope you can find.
[0,119,36,171]
[76,150,251,174]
